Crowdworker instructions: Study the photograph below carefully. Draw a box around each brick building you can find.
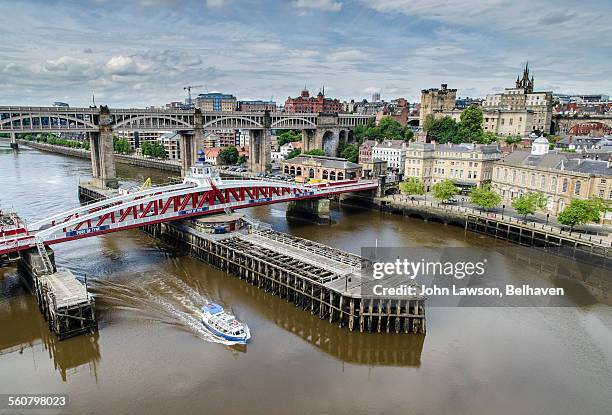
[284,89,342,113]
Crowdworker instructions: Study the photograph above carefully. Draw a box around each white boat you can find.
[201,303,251,344]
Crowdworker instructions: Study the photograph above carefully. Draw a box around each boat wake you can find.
[87,270,240,346]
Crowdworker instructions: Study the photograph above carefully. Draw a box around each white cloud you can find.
[206,0,233,8]
[294,0,342,12]
[328,49,367,62]
[103,55,152,76]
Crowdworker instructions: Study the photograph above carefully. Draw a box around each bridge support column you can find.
[89,107,118,189]
[286,198,330,223]
[248,129,272,173]
[179,133,198,177]
[9,132,18,149]
[302,129,316,152]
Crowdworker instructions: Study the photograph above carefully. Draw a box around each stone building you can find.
[404,142,502,191]
[282,155,362,182]
[483,64,553,133]
[159,132,180,160]
[420,84,457,127]
[284,88,342,113]
[372,140,408,172]
[358,139,377,164]
[491,136,612,216]
[196,93,237,112]
[237,100,277,112]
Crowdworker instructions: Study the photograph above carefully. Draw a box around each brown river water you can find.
[1,141,611,415]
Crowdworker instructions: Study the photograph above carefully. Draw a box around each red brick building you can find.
[568,122,612,137]
[284,89,342,113]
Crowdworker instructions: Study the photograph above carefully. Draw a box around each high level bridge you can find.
[0,177,378,257]
[1,105,374,187]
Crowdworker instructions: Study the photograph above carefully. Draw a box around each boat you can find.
[201,303,251,343]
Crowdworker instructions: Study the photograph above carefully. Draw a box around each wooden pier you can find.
[144,221,426,334]
[19,245,97,340]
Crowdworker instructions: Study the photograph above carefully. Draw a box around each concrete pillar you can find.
[179,133,198,177]
[302,129,316,152]
[248,129,272,173]
[90,106,118,189]
[286,198,330,223]
[316,128,340,156]
[9,132,18,149]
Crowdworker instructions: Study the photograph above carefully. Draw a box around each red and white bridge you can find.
[0,178,378,256]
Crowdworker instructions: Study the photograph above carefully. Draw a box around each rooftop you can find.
[284,154,361,169]
[499,150,612,176]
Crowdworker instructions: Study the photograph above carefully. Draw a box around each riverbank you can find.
[18,140,181,173]
[377,195,612,263]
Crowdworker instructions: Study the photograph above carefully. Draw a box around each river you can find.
[1,141,611,415]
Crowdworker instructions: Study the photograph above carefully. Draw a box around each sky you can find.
[1,0,611,107]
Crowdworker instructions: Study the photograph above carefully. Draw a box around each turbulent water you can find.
[1,141,611,415]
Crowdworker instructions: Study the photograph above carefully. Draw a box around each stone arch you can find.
[347,129,355,143]
[284,165,289,174]
[321,130,338,156]
[329,171,336,180]
[407,119,419,128]
[322,170,328,180]
[339,130,347,143]
[296,167,302,176]
[309,168,315,179]
[337,172,344,180]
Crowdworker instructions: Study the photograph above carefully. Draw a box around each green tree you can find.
[404,129,415,142]
[511,192,546,219]
[286,148,301,159]
[432,179,459,201]
[219,146,239,165]
[424,116,458,144]
[303,149,325,156]
[237,155,247,165]
[504,135,522,146]
[456,106,484,143]
[469,184,502,211]
[378,117,404,140]
[340,143,359,163]
[558,198,606,229]
[399,177,425,195]
[113,136,130,154]
[277,130,301,147]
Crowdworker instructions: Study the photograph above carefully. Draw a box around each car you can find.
[447,198,459,204]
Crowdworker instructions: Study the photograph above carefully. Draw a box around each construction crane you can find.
[183,85,203,107]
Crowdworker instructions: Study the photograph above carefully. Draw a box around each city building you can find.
[159,132,180,160]
[375,98,411,126]
[372,140,408,173]
[282,155,362,182]
[116,131,165,150]
[196,92,237,112]
[361,159,387,179]
[482,63,553,133]
[284,88,342,113]
[358,139,377,164]
[420,84,457,127]
[237,100,277,112]
[492,137,612,217]
[203,130,238,148]
[372,92,381,102]
[404,142,502,191]
[204,146,248,165]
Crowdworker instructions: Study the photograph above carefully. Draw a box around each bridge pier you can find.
[248,129,272,173]
[89,129,118,189]
[9,132,18,149]
[286,198,330,223]
[179,133,198,177]
[302,129,316,152]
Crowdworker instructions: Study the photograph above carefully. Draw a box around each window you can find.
[540,175,545,190]
[521,172,526,185]
[562,178,568,192]
[599,190,604,198]
[574,181,581,195]
[550,177,557,192]
[512,170,517,182]
[530,174,535,187]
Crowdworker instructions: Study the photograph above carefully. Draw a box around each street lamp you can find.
[502,204,505,217]
[546,213,550,225]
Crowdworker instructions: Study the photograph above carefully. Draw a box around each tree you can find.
[219,146,239,165]
[469,184,501,211]
[237,155,247,165]
[511,192,546,219]
[277,129,301,147]
[404,129,415,142]
[113,136,130,154]
[456,106,484,143]
[478,131,499,144]
[340,144,359,163]
[504,135,522,146]
[303,149,325,156]
[378,117,404,140]
[558,199,606,229]
[399,177,425,195]
[432,180,459,201]
[286,148,301,159]
[424,116,458,144]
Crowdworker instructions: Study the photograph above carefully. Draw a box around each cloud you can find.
[103,55,153,76]
[328,49,367,62]
[538,10,575,25]
[294,0,342,12]
[206,0,233,8]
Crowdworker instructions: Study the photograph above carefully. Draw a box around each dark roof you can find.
[500,150,612,176]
